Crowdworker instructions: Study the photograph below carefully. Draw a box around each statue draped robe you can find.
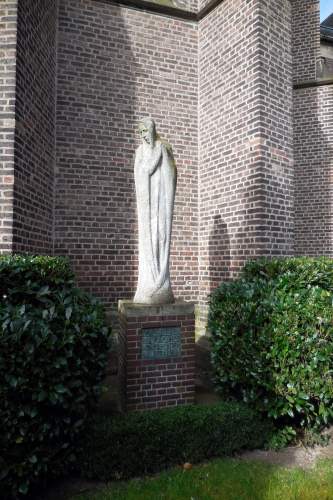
[134,141,177,304]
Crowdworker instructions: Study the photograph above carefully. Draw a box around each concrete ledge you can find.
[118,299,195,317]
[92,0,226,22]
[293,78,333,89]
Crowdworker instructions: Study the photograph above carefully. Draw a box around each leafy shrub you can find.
[209,257,333,433]
[78,402,273,481]
[266,426,297,450]
[0,255,111,498]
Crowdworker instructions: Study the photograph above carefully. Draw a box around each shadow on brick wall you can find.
[12,0,57,254]
[294,87,333,256]
[194,214,230,390]
[208,214,231,294]
[55,1,143,309]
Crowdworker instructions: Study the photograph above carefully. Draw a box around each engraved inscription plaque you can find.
[141,327,181,360]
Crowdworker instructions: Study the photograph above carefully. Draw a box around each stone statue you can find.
[133,118,177,305]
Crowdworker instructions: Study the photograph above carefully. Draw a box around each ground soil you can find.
[239,426,333,469]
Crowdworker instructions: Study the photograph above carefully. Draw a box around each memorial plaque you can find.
[141,327,181,360]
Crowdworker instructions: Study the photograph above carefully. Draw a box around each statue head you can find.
[138,117,156,146]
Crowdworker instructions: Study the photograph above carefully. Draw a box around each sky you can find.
[321,0,333,22]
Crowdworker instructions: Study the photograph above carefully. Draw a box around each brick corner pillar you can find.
[0,1,17,254]
[0,0,58,256]
[118,300,195,412]
[198,0,294,310]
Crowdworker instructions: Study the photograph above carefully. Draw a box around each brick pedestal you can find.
[118,300,195,411]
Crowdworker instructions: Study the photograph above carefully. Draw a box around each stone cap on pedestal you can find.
[118,300,195,318]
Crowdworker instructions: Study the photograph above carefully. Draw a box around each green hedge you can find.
[78,403,273,481]
[0,255,112,498]
[209,257,333,432]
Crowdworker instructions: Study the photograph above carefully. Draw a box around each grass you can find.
[72,457,333,500]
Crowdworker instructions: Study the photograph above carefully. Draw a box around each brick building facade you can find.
[0,1,17,254]
[0,0,332,332]
[198,0,294,304]
[13,0,57,254]
[293,1,333,257]
[55,0,198,308]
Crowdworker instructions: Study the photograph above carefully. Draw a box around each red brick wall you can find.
[55,0,198,309]
[3,0,332,315]
[294,86,333,255]
[119,302,195,410]
[11,0,57,254]
[197,0,212,12]
[293,0,333,256]
[198,0,294,302]
[255,0,294,256]
[292,0,320,84]
[0,1,17,253]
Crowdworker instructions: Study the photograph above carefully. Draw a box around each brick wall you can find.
[197,0,213,13]
[293,0,333,256]
[119,301,195,410]
[119,0,197,13]
[55,0,198,309]
[255,0,294,255]
[146,0,197,13]
[0,1,17,253]
[11,0,57,254]
[198,0,293,303]
[2,0,331,314]
[294,87,333,255]
[292,0,320,84]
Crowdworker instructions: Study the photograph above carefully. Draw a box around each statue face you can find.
[138,123,154,145]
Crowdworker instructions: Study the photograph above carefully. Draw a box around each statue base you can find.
[118,300,195,411]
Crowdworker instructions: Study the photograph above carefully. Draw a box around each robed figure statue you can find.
[133,118,177,305]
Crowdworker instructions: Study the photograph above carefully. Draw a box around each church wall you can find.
[294,86,333,256]
[253,0,294,257]
[198,0,293,307]
[0,1,17,253]
[292,0,319,84]
[12,0,58,254]
[293,0,333,256]
[55,0,198,309]
[197,0,213,13]
[2,0,331,314]
[146,0,198,13]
